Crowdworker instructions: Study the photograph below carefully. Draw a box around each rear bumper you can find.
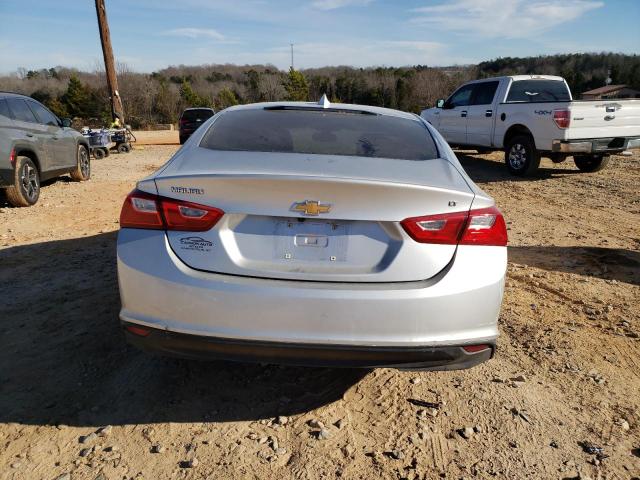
[123,323,495,370]
[552,136,640,154]
[117,229,505,369]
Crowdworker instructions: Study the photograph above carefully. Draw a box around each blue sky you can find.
[0,0,638,74]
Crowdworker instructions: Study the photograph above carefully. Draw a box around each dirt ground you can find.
[0,143,638,480]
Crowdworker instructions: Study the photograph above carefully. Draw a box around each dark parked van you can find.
[179,107,215,144]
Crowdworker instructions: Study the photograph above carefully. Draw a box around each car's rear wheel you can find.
[93,148,106,160]
[505,135,540,176]
[70,144,91,181]
[6,156,40,207]
[574,154,609,173]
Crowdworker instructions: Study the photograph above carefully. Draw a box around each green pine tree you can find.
[179,80,211,108]
[215,88,239,110]
[62,75,91,117]
[284,68,309,101]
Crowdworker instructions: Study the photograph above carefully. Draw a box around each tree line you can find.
[1,52,637,129]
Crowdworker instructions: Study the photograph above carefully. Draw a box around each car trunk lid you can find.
[154,149,474,282]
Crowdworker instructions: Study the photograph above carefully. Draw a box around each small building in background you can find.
[581,84,640,100]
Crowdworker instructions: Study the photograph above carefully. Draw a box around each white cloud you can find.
[311,0,373,11]
[162,27,225,40]
[411,0,603,38]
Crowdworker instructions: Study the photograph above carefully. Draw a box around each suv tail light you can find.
[9,148,16,167]
[553,109,570,129]
[402,206,507,246]
[120,189,224,231]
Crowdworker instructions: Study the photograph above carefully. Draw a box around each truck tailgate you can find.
[566,100,640,139]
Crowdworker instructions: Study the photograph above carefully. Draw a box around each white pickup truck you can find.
[421,75,640,175]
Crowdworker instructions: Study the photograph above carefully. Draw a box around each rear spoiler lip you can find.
[263,105,378,115]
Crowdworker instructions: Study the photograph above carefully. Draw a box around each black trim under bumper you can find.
[123,323,495,371]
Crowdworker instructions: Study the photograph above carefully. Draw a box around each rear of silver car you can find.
[117,103,507,370]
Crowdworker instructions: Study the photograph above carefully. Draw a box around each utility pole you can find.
[290,43,294,70]
[95,0,124,125]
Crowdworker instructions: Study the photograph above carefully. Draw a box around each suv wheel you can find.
[6,156,40,207]
[574,154,609,173]
[70,145,91,181]
[505,135,540,176]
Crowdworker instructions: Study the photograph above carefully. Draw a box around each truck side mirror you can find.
[436,99,445,108]
[62,118,72,128]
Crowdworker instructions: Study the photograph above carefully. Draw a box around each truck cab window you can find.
[471,81,499,105]
[445,85,473,108]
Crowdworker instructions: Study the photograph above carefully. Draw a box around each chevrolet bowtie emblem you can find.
[291,200,332,216]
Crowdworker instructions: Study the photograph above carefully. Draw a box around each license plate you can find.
[274,219,348,262]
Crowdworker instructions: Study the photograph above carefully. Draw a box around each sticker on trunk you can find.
[179,236,213,252]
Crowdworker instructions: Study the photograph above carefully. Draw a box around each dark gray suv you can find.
[0,92,91,207]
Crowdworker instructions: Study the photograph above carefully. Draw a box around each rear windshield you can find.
[182,109,214,121]
[200,109,438,160]
[506,80,571,102]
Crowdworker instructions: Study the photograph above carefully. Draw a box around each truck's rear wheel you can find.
[573,154,609,173]
[505,135,540,176]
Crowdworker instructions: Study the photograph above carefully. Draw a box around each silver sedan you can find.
[117,97,507,370]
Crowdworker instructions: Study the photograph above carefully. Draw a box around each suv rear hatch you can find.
[180,109,214,133]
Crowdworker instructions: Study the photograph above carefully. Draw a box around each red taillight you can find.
[9,148,16,167]
[401,206,507,247]
[119,189,224,231]
[119,190,164,229]
[125,324,151,337]
[553,109,570,129]
[401,211,468,245]
[459,206,508,246]
[462,344,491,353]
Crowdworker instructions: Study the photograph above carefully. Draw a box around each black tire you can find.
[574,154,609,173]
[117,143,131,153]
[103,147,110,157]
[6,156,40,207]
[504,134,540,176]
[93,148,106,160]
[70,145,91,181]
